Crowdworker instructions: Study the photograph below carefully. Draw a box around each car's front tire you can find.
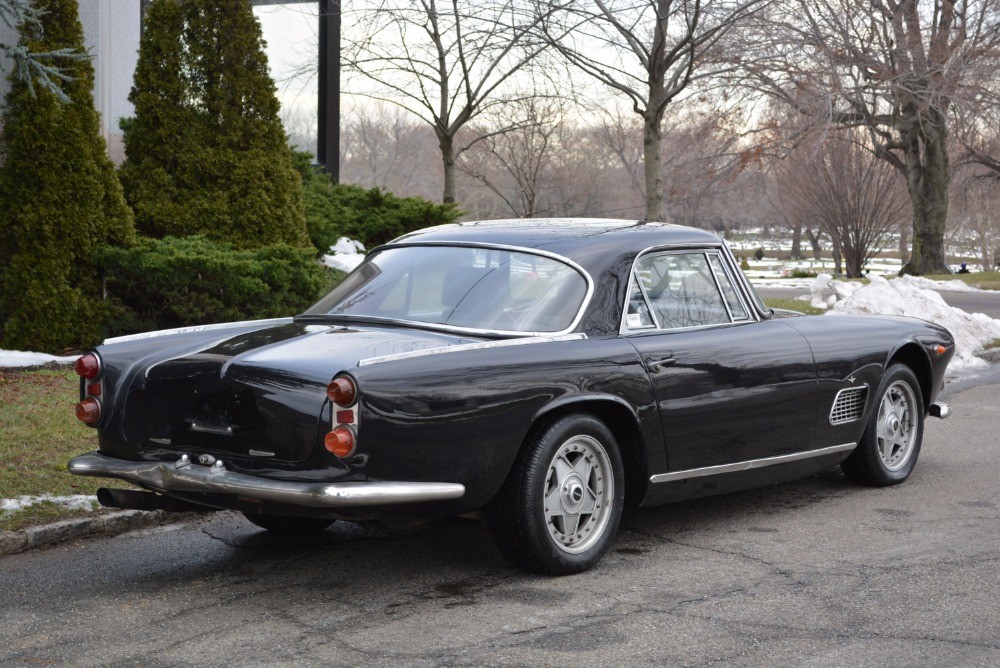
[242,513,334,534]
[488,413,624,575]
[841,363,924,486]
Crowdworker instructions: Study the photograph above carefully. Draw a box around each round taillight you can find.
[74,353,101,380]
[326,375,357,406]
[324,425,356,458]
[75,397,101,425]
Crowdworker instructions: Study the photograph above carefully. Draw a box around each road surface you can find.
[2,382,998,666]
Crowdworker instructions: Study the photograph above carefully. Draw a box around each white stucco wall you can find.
[79,0,141,162]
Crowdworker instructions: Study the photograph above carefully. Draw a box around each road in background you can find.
[2,382,999,666]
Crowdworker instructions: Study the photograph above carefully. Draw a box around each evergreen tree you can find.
[119,0,308,250]
[0,0,135,352]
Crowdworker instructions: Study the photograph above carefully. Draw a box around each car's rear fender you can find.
[531,395,652,506]
[349,336,657,511]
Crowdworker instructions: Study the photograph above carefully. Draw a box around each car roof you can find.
[388,218,724,272]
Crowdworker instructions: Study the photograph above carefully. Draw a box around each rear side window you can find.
[626,250,750,331]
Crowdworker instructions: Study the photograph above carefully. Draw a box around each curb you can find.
[0,510,202,557]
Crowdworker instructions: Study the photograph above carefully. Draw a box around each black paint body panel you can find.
[78,220,956,519]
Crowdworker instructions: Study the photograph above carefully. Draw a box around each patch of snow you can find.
[0,494,97,514]
[322,236,366,273]
[0,350,78,368]
[895,275,987,293]
[331,237,365,255]
[823,274,1000,378]
[748,278,816,290]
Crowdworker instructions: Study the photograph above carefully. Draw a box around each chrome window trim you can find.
[707,252,751,322]
[722,242,770,318]
[631,272,661,330]
[705,251,738,322]
[619,244,759,335]
[316,241,595,338]
[649,443,857,483]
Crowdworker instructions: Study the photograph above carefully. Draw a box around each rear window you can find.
[303,245,588,333]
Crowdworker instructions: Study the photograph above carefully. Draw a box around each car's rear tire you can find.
[487,413,624,575]
[841,363,924,486]
[242,512,334,534]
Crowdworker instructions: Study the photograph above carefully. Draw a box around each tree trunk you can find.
[642,114,664,222]
[438,130,456,204]
[805,229,822,261]
[898,221,910,266]
[791,224,802,259]
[899,113,951,275]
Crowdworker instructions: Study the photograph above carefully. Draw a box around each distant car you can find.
[69,219,954,574]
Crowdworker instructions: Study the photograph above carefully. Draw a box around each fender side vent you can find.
[830,386,868,425]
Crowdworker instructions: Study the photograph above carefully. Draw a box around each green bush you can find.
[100,236,335,336]
[294,152,460,253]
[0,0,135,353]
[790,268,818,278]
[119,0,308,250]
[753,248,765,261]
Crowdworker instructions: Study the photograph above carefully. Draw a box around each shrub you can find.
[294,152,460,253]
[790,268,818,278]
[119,0,308,250]
[0,0,135,353]
[753,248,765,261]
[100,236,333,336]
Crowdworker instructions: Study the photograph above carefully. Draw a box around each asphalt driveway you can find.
[1,381,998,666]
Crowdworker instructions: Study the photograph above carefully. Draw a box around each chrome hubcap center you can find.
[561,475,586,513]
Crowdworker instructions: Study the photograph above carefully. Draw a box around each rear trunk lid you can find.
[121,322,477,462]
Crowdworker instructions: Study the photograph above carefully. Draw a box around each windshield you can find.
[302,245,589,334]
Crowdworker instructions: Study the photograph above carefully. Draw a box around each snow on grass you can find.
[0,350,78,368]
[1,494,97,514]
[321,237,365,273]
[808,274,1000,377]
[896,275,989,293]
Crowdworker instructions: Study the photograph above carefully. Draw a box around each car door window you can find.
[633,252,732,330]
[707,254,750,321]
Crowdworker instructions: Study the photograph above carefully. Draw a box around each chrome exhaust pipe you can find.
[96,488,215,512]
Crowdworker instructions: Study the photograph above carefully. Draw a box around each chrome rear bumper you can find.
[68,452,465,508]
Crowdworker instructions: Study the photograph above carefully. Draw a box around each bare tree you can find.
[741,0,1000,274]
[458,95,566,217]
[537,0,768,222]
[775,134,906,278]
[951,174,1000,271]
[341,0,551,204]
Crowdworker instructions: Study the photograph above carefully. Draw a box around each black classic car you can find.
[68,219,954,574]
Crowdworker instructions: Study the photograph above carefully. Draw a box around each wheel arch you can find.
[887,341,932,410]
[530,395,648,506]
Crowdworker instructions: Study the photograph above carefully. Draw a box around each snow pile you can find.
[895,274,986,293]
[817,274,1000,377]
[321,237,365,273]
[0,494,97,514]
[749,277,816,290]
[0,349,78,368]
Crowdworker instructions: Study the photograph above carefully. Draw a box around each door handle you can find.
[645,356,676,373]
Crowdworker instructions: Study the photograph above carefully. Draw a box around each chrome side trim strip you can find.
[104,318,293,345]
[649,443,857,484]
[68,452,465,507]
[357,333,587,367]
